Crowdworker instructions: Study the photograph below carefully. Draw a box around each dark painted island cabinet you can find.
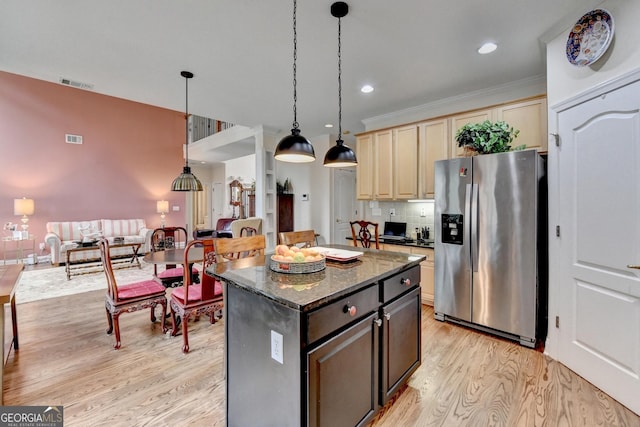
[213,246,423,427]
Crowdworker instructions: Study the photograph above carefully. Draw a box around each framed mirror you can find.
[229,179,243,206]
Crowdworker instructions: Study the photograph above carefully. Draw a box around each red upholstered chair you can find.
[151,227,199,287]
[350,221,380,249]
[169,239,224,353]
[99,239,167,350]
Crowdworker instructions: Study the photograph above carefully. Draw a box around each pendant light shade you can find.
[324,138,357,167]
[275,0,315,163]
[172,71,203,192]
[275,128,315,162]
[324,2,357,167]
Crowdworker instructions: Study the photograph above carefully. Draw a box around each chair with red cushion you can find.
[151,227,199,287]
[169,238,224,353]
[99,238,167,350]
[350,220,380,249]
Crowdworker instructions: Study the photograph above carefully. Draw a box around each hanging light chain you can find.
[337,15,342,141]
[184,75,190,167]
[292,0,299,130]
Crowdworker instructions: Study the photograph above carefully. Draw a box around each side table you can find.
[2,237,36,265]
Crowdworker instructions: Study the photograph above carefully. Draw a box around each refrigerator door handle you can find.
[471,183,479,272]
[465,183,473,269]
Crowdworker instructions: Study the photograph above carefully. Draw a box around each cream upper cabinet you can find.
[356,133,374,199]
[418,119,449,199]
[374,129,394,199]
[356,96,548,199]
[450,108,495,157]
[496,96,548,152]
[393,125,418,199]
[356,125,418,200]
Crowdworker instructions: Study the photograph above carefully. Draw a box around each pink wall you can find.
[0,71,188,256]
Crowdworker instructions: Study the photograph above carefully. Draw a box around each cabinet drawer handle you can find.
[374,318,382,327]
[384,312,391,321]
[400,277,411,286]
[343,305,357,317]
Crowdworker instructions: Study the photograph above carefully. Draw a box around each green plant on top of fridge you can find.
[455,120,524,154]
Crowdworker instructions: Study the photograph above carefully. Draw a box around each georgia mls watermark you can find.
[0,406,63,427]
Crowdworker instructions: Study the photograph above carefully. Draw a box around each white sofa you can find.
[45,218,152,265]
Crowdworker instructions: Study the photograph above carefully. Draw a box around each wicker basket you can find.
[269,255,326,274]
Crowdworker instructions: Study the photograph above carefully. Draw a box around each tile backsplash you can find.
[361,200,435,240]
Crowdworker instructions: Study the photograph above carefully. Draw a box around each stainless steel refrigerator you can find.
[434,149,547,347]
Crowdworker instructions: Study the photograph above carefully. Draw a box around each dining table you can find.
[142,246,204,267]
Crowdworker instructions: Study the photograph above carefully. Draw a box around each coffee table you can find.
[66,242,142,280]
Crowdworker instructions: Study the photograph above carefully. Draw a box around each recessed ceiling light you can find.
[478,42,497,54]
[361,84,374,93]
[325,123,334,128]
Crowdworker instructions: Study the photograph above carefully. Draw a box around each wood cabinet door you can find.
[412,247,434,305]
[277,194,294,234]
[496,96,548,152]
[374,130,393,199]
[356,134,374,199]
[450,108,494,157]
[380,287,421,404]
[307,312,379,427]
[418,119,449,199]
[393,125,418,199]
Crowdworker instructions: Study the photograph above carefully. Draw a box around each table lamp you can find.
[14,197,34,239]
[157,200,169,228]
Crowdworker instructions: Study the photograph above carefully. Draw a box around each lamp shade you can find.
[14,198,34,216]
[156,200,169,214]
[171,166,203,191]
[324,139,357,167]
[274,128,316,163]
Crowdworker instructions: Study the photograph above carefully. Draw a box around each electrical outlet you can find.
[271,330,284,364]
[389,208,396,216]
[420,207,426,217]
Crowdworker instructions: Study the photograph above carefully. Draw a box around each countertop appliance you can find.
[434,149,547,347]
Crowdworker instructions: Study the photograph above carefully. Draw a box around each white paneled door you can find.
[332,168,356,245]
[557,78,640,415]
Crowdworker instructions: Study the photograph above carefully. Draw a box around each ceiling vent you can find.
[59,77,94,90]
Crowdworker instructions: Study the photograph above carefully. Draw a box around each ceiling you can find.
[1,0,596,163]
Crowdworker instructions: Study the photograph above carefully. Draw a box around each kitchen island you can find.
[211,245,424,427]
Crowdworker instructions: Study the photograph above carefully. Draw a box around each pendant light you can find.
[274,0,315,163]
[171,71,203,191]
[324,1,357,167]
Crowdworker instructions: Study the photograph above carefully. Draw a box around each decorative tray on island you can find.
[309,247,364,263]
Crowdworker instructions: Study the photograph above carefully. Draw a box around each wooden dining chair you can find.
[99,238,167,350]
[278,230,317,248]
[169,239,224,353]
[150,226,199,287]
[215,235,266,262]
[350,221,380,249]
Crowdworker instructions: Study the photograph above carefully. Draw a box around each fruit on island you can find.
[273,245,324,262]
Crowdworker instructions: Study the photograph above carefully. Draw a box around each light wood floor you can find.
[4,290,639,427]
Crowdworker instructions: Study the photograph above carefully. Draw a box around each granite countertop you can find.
[210,244,425,312]
[346,236,435,249]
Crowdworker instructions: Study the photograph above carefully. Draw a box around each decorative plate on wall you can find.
[566,9,614,67]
